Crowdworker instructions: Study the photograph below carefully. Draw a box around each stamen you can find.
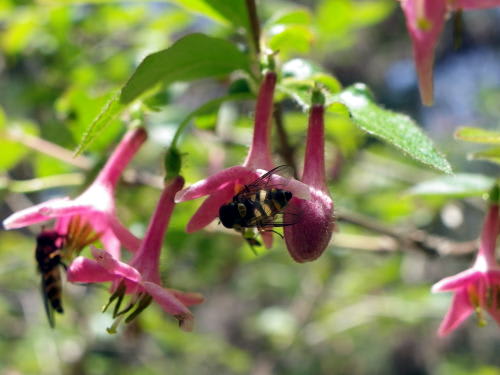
[125,294,153,323]
[64,216,102,259]
[106,314,125,334]
[474,306,487,327]
[175,313,193,331]
[486,286,494,309]
[102,281,126,313]
[467,284,480,307]
[115,300,135,318]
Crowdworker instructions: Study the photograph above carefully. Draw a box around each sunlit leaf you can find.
[74,93,122,156]
[170,0,250,31]
[334,84,452,174]
[455,126,500,144]
[278,76,341,110]
[267,8,311,26]
[177,92,254,132]
[268,25,313,55]
[120,33,251,104]
[408,174,494,197]
[469,147,500,165]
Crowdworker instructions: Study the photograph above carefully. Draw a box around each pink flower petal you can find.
[91,247,141,283]
[108,216,141,253]
[142,281,195,331]
[186,184,235,233]
[486,269,500,283]
[437,288,473,337]
[93,127,147,188]
[243,71,276,171]
[175,166,256,202]
[431,269,481,292]
[101,230,122,259]
[67,256,117,283]
[2,197,88,229]
[401,0,447,105]
[167,289,205,306]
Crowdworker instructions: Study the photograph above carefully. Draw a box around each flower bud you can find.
[284,91,334,262]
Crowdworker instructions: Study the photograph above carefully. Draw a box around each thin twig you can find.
[245,0,261,55]
[337,209,478,257]
[6,130,92,170]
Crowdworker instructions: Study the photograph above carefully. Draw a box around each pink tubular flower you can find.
[284,91,334,262]
[2,127,146,257]
[67,176,204,332]
[432,202,500,337]
[399,0,500,106]
[175,71,310,247]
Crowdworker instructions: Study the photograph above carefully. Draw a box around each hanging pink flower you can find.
[432,202,500,336]
[68,176,204,332]
[174,71,310,247]
[399,0,500,106]
[399,0,447,106]
[2,127,146,257]
[284,90,334,262]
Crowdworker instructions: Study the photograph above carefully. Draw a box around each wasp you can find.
[219,165,297,247]
[35,230,65,327]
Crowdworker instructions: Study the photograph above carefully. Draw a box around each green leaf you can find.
[74,92,122,156]
[76,33,250,155]
[455,126,500,144]
[469,147,500,164]
[408,174,494,197]
[173,92,254,143]
[170,0,250,31]
[278,75,342,110]
[268,25,314,56]
[120,33,251,104]
[334,84,452,174]
[267,8,311,26]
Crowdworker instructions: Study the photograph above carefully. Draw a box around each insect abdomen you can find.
[259,188,291,214]
[43,267,63,313]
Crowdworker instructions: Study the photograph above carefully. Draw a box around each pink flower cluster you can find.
[4,68,336,333]
[3,127,203,331]
[175,72,334,261]
[399,0,500,105]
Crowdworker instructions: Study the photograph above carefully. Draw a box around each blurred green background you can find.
[1,1,500,374]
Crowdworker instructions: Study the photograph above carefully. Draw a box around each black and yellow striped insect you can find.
[35,230,65,327]
[219,165,296,247]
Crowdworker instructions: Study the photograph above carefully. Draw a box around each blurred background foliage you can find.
[1,0,500,374]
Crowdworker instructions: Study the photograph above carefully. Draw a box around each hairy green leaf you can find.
[408,174,494,197]
[334,84,452,174]
[74,93,122,156]
[455,126,500,144]
[120,33,251,104]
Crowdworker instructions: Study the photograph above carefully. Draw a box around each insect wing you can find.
[240,165,293,198]
[259,202,303,228]
[41,278,55,328]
